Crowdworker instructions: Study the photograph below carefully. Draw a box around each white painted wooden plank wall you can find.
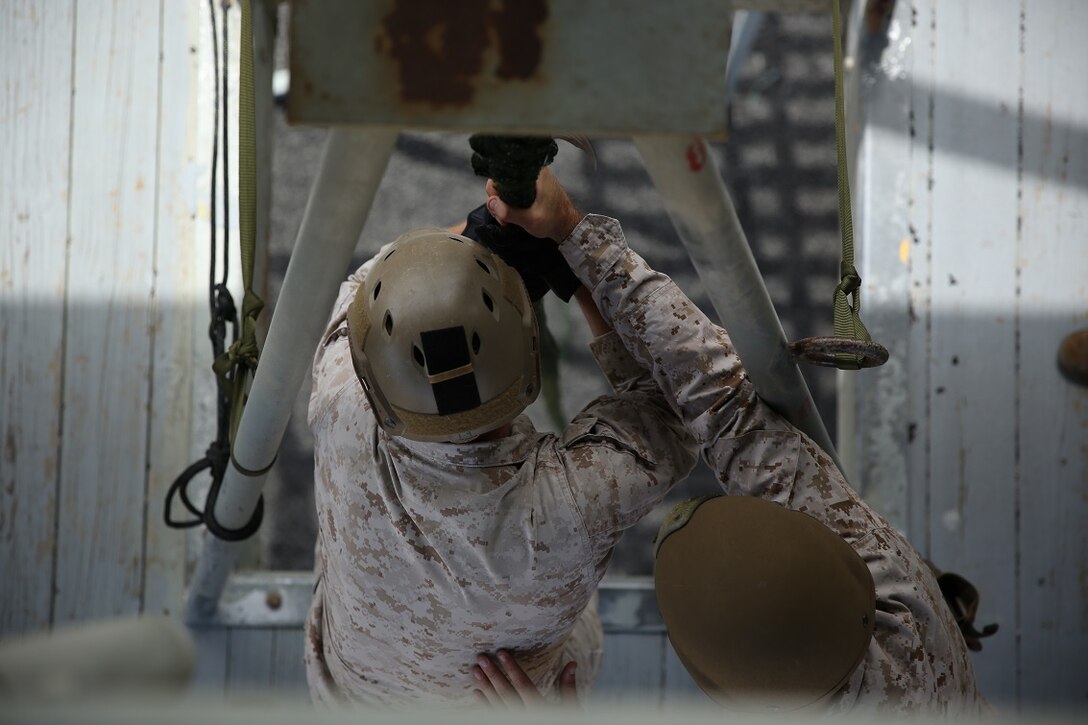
[190,627,306,699]
[1016,0,1088,704]
[144,0,203,619]
[1,0,202,635]
[846,0,1088,708]
[925,0,1021,701]
[57,0,162,623]
[0,0,74,636]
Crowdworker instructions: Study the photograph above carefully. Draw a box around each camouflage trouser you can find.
[304,577,604,707]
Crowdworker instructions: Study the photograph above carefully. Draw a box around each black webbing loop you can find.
[164,0,264,543]
[230,452,278,478]
[200,452,266,543]
[164,439,265,541]
[164,454,218,529]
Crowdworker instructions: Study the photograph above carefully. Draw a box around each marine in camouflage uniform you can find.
[552,210,987,714]
[304,246,699,707]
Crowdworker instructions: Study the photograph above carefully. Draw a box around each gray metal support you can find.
[186,129,398,622]
[634,137,840,468]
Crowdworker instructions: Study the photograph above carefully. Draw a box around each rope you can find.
[166,0,263,541]
[830,0,875,370]
[212,0,264,444]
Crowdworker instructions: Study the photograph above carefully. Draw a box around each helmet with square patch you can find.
[346,228,540,442]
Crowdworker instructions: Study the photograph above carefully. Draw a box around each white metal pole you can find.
[186,129,398,621]
[634,136,841,468]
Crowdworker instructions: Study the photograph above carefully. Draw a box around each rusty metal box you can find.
[288,0,732,136]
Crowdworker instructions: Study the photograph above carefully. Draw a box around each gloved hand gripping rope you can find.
[464,135,581,302]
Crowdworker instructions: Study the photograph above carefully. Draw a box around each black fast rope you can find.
[165,0,262,541]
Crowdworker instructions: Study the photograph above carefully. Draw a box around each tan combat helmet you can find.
[345,228,540,443]
[654,496,876,711]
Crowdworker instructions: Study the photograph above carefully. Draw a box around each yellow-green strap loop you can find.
[212,0,264,443]
[238,0,257,301]
[831,0,875,370]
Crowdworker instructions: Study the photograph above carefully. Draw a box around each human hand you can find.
[472,649,578,708]
[485,168,583,243]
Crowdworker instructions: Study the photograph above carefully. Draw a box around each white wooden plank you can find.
[142,0,201,619]
[227,627,275,695]
[843,0,916,530]
[0,0,75,637]
[591,633,665,705]
[53,0,163,623]
[925,0,1021,703]
[271,627,309,695]
[1016,0,1088,707]
[905,0,937,561]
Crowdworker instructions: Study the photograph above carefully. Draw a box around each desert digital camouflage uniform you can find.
[304,250,698,707]
[559,215,987,714]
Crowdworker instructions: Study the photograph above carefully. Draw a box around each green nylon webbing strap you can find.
[830,0,873,370]
[212,0,264,442]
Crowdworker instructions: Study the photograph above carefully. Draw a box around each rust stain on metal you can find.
[377,0,491,107]
[864,0,896,34]
[493,0,548,81]
[376,0,549,108]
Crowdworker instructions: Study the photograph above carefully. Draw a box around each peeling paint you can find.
[941,509,961,532]
[375,0,549,109]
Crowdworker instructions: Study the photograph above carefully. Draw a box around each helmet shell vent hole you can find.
[481,290,494,313]
[383,249,396,261]
[449,236,464,243]
[476,258,492,276]
[412,345,426,368]
[372,281,382,300]
[471,331,481,355]
[384,311,394,336]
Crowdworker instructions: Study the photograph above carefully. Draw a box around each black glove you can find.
[462,204,580,303]
[469,135,558,209]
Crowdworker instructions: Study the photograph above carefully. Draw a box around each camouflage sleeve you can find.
[559,215,985,711]
[558,216,796,471]
[558,216,883,534]
[555,331,699,550]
